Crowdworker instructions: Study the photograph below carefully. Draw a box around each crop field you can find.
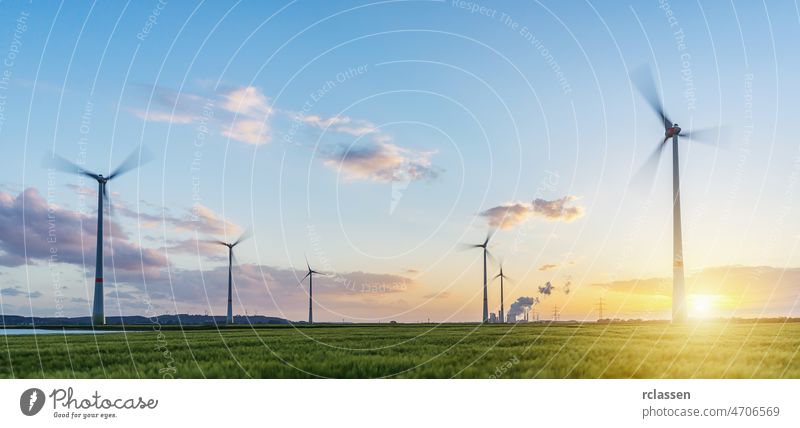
[1,321,799,379]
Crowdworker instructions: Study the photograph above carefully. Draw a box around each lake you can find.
[0,328,130,335]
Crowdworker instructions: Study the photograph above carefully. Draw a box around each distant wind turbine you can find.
[48,147,152,325]
[463,230,495,323]
[211,230,251,324]
[300,256,325,324]
[493,263,510,323]
[631,65,721,323]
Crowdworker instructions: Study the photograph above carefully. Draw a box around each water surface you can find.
[1,328,130,335]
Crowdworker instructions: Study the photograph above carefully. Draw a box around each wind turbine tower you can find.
[493,264,509,323]
[49,148,152,325]
[631,66,719,323]
[464,230,495,323]
[301,257,324,324]
[212,230,250,324]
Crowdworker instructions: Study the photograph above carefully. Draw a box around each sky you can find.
[1,0,799,322]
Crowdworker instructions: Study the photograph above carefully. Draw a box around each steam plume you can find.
[507,296,539,319]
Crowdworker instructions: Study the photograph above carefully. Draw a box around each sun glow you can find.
[689,294,720,319]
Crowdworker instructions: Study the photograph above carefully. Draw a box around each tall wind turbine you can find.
[49,148,152,326]
[464,230,495,323]
[631,66,719,323]
[300,257,324,324]
[211,230,250,325]
[493,264,509,323]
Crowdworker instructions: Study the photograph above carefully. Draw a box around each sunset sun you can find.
[689,294,720,319]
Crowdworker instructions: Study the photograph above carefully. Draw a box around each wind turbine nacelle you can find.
[665,125,681,138]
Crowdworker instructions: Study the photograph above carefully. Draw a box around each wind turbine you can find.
[493,263,509,323]
[48,148,152,326]
[300,256,324,324]
[631,66,720,323]
[211,230,251,325]
[463,230,495,323]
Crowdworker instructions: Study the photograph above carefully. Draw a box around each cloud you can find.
[183,205,243,236]
[111,201,244,261]
[538,281,555,296]
[0,188,420,318]
[532,196,585,222]
[131,109,195,124]
[116,202,242,239]
[131,85,417,157]
[538,263,558,272]
[593,265,800,316]
[480,196,585,229]
[132,85,273,145]
[334,124,378,136]
[64,184,97,196]
[113,262,416,317]
[593,277,670,295]
[332,270,414,294]
[479,203,532,229]
[222,118,270,145]
[109,290,139,301]
[297,114,352,129]
[0,287,42,298]
[423,291,450,299]
[323,142,441,183]
[217,87,273,145]
[297,113,377,136]
[0,188,167,275]
[57,185,245,263]
[595,266,800,297]
[220,86,272,117]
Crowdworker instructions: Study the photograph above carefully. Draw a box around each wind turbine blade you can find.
[232,227,252,246]
[457,243,481,251]
[486,248,498,266]
[301,271,311,281]
[102,184,115,217]
[484,228,496,246]
[631,137,668,194]
[45,154,98,179]
[107,146,153,180]
[680,126,727,147]
[205,239,229,246]
[305,254,311,272]
[630,65,672,130]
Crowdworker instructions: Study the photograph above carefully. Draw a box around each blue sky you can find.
[1,0,799,321]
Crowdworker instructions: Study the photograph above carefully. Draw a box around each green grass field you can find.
[2,321,799,378]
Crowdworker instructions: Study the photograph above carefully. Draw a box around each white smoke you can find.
[508,296,539,319]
